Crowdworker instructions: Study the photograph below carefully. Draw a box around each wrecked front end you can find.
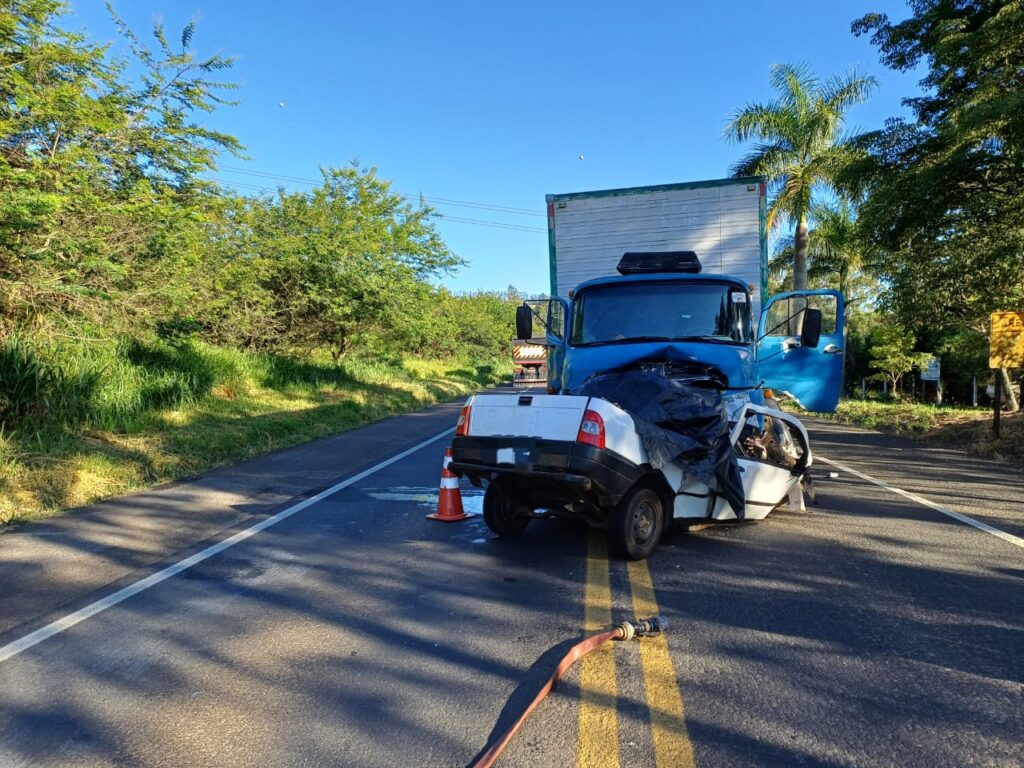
[570,368,812,522]
[448,371,815,558]
[671,402,812,521]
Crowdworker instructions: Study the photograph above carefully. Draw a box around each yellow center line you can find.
[627,559,696,768]
[577,528,619,768]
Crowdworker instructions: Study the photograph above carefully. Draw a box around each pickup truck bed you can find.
[451,393,645,511]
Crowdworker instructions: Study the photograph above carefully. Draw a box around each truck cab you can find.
[520,251,845,413]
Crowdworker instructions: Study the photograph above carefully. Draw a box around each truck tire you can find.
[483,481,531,537]
[610,486,664,560]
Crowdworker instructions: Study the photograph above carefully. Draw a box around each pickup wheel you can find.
[610,486,664,560]
[483,481,532,537]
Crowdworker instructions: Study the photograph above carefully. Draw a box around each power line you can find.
[217,166,317,185]
[218,164,544,217]
[207,178,276,193]
[441,216,544,233]
[204,178,546,234]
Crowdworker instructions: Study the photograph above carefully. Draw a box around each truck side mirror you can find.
[801,308,822,349]
[515,304,534,340]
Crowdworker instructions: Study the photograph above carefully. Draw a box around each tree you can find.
[849,1,1024,409]
[414,288,517,363]
[868,323,931,397]
[725,63,877,290]
[770,198,877,301]
[0,0,242,332]
[803,199,866,301]
[204,165,462,359]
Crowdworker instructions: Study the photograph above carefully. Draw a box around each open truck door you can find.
[757,290,845,412]
[515,298,568,392]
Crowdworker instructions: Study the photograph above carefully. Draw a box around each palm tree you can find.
[771,198,871,299]
[804,198,865,299]
[770,196,880,305]
[725,63,877,290]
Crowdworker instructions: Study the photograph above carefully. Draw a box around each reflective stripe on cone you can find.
[427,447,475,522]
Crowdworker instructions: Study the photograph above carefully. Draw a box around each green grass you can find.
[0,337,507,526]
[819,398,989,433]
[798,397,1023,465]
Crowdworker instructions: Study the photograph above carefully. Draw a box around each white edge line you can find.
[0,426,456,664]
[818,455,1024,550]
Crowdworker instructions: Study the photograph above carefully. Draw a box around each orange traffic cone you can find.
[427,447,475,522]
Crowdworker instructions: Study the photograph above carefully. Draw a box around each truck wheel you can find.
[483,481,531,537]
[611,486,664,560]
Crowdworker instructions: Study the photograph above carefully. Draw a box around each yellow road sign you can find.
[990,311,1024,368]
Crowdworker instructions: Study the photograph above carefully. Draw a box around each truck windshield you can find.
[570,282,752,345]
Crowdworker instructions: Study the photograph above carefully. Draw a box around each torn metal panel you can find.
[571,371,745,514]
[717,403,811,521]
[570,378,811,522]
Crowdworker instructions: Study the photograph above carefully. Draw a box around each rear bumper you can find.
[450,436,644,512]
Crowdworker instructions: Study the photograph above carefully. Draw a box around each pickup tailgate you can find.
[468,394,590,441]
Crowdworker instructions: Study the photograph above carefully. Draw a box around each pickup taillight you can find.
[576,409,605,449]
[455,405,472,437]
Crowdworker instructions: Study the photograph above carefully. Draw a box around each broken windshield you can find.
[570,281,752,346]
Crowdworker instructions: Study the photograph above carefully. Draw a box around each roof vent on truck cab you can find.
[617,251,701,275]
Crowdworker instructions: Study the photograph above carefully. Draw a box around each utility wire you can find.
[207,178,277,193]
[218,164,544,217]
[441,216,544,233]
[205,178,546,233]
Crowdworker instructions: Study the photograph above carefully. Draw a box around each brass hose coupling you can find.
[615,616,668,641]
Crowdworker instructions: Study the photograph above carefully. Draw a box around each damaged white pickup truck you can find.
[450,377,814,559]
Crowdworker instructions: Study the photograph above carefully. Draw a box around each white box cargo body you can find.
[546,176,768,314]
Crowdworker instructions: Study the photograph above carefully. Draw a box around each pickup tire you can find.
[483,481,532,537]
[610,486,664,560]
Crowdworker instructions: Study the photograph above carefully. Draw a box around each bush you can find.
[0,338,50,424]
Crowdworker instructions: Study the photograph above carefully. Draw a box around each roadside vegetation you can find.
[0,3,515,525]
[728,1,1023,424]
[807,398,1024,466]
[0,349,500,525]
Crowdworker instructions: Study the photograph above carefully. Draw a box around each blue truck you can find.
[450,178,845,559]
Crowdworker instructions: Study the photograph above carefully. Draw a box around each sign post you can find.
[989,311,1024,438]
[920,356,941,403]
[994,376,1002,438]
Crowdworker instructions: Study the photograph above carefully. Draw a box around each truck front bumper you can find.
[449,436,645,513]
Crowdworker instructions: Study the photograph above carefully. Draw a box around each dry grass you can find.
[919,411,1024,465]
[0,355,506,527]
[809,399,1023,466]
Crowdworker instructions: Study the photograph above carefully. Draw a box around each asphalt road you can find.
[0,394,1021,767]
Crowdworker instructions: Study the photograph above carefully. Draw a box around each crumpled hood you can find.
[561,341,756,392]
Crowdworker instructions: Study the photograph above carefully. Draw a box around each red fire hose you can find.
[471,617,667,768]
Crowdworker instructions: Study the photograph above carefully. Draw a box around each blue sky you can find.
[69,1,922,296]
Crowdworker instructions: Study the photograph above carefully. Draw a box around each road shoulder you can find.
[804,416,1024,541]
[0,398,466,640]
